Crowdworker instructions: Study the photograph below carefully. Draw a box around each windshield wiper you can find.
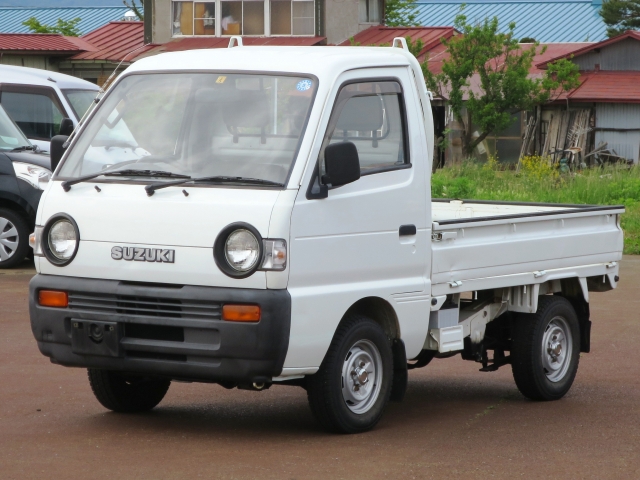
[145,175,285,196]
[61,169,190,192]
[11,145,37,152]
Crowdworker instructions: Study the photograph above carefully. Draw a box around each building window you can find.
[359,0,381,23]
[271,0,314,35]
[172,0,314,36]
[221,0,264,36]
[173,2,215,35]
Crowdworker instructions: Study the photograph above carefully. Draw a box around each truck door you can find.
[286,68,432,368]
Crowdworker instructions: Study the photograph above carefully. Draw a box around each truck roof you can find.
[0,65,100,91]
[127,46,414,79]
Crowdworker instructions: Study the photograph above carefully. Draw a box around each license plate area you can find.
[71,320,121,357]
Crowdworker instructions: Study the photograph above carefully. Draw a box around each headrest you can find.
[222,91,270,128]
[336,95,384,132]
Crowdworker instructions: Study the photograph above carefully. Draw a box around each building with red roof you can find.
[534,31,640,164]
[58,21,155,85]
[0,33,96,71]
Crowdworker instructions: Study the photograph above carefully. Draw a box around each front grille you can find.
[68,293,222,321]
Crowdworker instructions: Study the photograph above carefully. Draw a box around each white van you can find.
[0,65,99,153]
[28,40,624,433]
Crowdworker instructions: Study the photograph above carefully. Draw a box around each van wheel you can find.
[307,314,393,433]
[511,296,580,401]
[87,369,171,412]
[0,208,29,269]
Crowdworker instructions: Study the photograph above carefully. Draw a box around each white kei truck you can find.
[28,38,624,434]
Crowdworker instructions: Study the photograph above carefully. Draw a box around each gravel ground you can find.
[1,257,639,479]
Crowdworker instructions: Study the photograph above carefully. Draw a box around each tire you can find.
[0,208,30,269]
[307,314,393,434]
[87,369,171,413]
[511,296,581,401]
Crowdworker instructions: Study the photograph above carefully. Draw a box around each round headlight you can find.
[43,215,79,266]
[214,223,263,279]
[225,229,260,272]
[48,220,77,260]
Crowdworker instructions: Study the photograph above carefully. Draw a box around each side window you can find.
[0,87,66,141]
[322,80,408,176]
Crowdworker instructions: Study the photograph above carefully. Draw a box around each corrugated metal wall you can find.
[595,103,640,163]
[574,38,640,71]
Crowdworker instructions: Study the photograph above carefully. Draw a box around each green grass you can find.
[431,162,640,254]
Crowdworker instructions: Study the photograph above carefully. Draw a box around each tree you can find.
[22,17,82,36]
[123,0,144,21]
[385,0,420,27]
[600,0,640,37]
[423,12,580,156]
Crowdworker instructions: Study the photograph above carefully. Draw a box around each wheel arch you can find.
[0,194,35,226]
[557,278,591,353]
[343,296,400,341]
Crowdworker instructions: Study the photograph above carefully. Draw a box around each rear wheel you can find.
[307,314,393,433]
[0,208,29,269]
[511,296,580,401]
[87,369,171,412]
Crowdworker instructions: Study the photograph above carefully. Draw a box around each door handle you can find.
[399,224,416,236]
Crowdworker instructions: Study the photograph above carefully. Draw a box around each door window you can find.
[0,87,67,141]
[321,80,409,176]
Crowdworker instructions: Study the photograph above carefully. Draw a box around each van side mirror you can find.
[322,142,360,188]
[58,117,74,136]
[50,135,69,173]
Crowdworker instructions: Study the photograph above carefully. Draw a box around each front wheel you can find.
[307,314,393,433]
[0,208,29,269]
[87,369,171,413]
[511,296,581,401]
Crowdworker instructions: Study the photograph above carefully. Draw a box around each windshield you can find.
[63,89,98,119]
[0,105,31,151]
[58,73,317,185]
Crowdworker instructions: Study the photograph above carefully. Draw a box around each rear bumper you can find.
[29,274,291,384]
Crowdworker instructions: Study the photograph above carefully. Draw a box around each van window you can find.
[0,87,66,141]
[63,89,98,119]
[321,80,408,176]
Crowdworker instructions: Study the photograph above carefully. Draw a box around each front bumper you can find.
[29,274,291,384]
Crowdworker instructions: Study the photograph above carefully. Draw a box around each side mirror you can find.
[50,135,69,173]
[323,142,360,188]
[58,117,74,136]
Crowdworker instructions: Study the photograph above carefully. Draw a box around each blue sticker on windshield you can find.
[296,79,312,91]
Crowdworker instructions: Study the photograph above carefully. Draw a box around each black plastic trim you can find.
[41,213,80,267]
[213,222,263,279]
[29,274,291,384]
[399,224,416,236]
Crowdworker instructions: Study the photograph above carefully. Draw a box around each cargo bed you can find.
[431,199,625,296]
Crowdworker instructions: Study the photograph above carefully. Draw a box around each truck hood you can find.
[36,181,284,288]
[39,181,280,246]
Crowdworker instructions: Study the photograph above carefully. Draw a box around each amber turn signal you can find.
[38,290,68,308]
[222,304,261,322]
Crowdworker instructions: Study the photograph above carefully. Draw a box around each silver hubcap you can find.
[542,316,573,383]
[341,339,382,414]
[0,217,19,262]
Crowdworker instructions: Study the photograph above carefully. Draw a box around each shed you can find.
[537,31,640,164]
